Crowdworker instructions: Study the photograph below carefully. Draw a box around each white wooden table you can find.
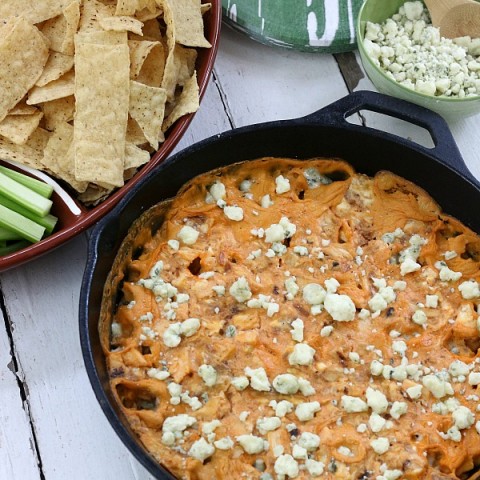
[1,25,480,480]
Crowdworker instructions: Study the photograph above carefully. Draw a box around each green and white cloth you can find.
[222,0,364,53]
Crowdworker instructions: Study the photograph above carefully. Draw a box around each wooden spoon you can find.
[424,0,480,38]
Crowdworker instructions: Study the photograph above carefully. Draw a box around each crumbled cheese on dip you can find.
[177,225,199,245]
[107,158,480,480]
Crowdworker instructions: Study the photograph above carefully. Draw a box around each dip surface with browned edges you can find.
[101,158,480,480]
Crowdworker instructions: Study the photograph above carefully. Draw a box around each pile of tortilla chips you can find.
[0,0,211,205]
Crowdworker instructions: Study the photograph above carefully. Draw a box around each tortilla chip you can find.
[135,6,163,22]
[0,0,209,205]
[201,3,212,15]
[161,56,175,101]
[61,144,89,192]
[27,70,75,105]
[126,117,148,145]
[124,167,138,181]
[41,16,64,50]
[162,44,196,101]
[138,0,157,13]
[42,122,72,172]
[160,0,175,92]
[0,20,14,37]
[162,71,199,132]
[24,128,51,152]
[40,96,75,131]
[9,102,38,116]
[79,0,116,33]
[0,18,49,122]
[115,0,139,16]
[0,128,50,169]
[41,0,81,55]
[174,45,197,86]
[75,30,128,45]
[129,81,167,149]
[128,40,161,79]
[73,39,130,187]
[77,184,112,205]
[160,4,181,101]
[140,18,162,40]
[125,142,150,169]
[36,53,74,87]
[0,1,70,24]
[165,0,211,48]
[61,0,81,53]
[0,112,44,145]
[100,16,144,35]
[41,122,88,192]
[135,40,165,88]
[129,40,154,78]
[94,180,117,190]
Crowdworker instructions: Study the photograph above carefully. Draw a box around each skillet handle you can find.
[303,90,479,186]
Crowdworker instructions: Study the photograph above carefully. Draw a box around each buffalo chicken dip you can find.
[100,158,480,479]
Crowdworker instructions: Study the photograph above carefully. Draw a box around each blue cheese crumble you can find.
[364,1,480,98]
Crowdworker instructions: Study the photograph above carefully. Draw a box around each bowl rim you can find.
[356,0,480,104]
[0,0,223,272]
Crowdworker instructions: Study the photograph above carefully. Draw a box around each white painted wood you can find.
[172,76,233,155]
[1,24,480,480]
[0,235,154,480]
[448,118,480,181]
[214,27,351,126]
[0,312,40,480]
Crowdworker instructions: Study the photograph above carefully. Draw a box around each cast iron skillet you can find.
[80,90,480,479]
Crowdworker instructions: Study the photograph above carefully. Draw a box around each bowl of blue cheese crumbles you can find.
[357,0,480,118]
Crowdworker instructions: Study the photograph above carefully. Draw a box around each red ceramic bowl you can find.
[0,1,222,272]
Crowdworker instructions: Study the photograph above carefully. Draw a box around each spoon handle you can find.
[423,0,472,26]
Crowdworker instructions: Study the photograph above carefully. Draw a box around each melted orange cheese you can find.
[102,158,480,480]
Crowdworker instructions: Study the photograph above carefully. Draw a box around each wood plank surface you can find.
[214,26,351,126]
[0,309,41,480]
[172,72,234,155]
[0,236,154,479]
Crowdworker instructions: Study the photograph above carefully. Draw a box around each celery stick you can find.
[0,226,22,241]
[0,166,53,198]
[0,240,30,256]
[0,204,45,243]
[0,194,57,233]
[0,171,52,217]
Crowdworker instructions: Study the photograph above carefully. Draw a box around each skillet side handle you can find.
[302,90,479,186]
